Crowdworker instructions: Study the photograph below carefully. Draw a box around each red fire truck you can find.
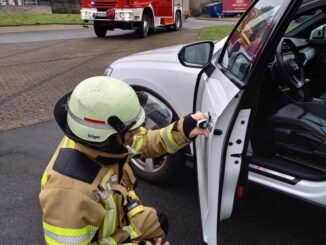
[223,0,250,16]
[81,0,188,38]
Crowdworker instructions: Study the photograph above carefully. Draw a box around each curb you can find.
[0,24,84,33]
[195,17,239,22]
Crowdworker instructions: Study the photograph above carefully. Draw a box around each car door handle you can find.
[231,153,242,158]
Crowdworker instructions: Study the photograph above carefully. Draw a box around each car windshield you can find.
[220,0,284,82]
[286,8,324,33]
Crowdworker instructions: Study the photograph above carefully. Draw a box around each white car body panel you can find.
[249,172,326,207]
[110,39,228,118]
[110,45,197,116]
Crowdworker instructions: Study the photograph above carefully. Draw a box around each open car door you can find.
[190,0,304,244]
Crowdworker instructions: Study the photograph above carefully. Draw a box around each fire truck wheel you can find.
[173,11,182,31]
[138,11,151,38]
[94,21,107,37]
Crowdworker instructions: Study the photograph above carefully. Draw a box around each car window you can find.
[310,24,326,40]
[220,0,284,83]
[286,9,323,33]
[136,91,173,127]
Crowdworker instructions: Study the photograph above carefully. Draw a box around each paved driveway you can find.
[0,27,199,131]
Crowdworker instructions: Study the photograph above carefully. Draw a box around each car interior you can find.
[250,4,326,183]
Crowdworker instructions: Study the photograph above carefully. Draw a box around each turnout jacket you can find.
[39,118,190,245]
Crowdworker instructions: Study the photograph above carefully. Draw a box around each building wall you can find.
[189,0,210,9]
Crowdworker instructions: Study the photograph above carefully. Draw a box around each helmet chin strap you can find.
[124,144,136,155]
[108,116,136,145]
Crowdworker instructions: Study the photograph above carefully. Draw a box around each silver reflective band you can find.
[162,127,179,153]
[68,107,143,130]
[44,229,96,244]
[107,196,115,235]
[102,237,116,245]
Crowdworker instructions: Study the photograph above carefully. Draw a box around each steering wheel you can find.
[276,38,306,89]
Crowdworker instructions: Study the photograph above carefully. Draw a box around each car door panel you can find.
[194,0,304,244]
[195,69,241,244]
[220,108,251,220]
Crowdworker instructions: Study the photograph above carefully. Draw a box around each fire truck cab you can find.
[81,0,186,38]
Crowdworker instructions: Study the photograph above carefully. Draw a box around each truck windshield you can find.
[220,0,283,82]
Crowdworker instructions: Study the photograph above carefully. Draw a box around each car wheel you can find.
[131,151,185,184]
[130,91,186,184]
[172,12,182,31]
[94,21,107,37]
[137,11,151,38]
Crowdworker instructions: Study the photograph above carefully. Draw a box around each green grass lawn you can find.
[199,25,235,40]
[0,13,82,26]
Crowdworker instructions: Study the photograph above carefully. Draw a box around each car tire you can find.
[137,11,151,38]
[131,150,186,184]
[130,94,186,184]
[172,12,182,31]
[94,21,107,37]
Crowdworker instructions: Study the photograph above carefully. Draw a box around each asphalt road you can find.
[0,120,325,245]
[0,19,325,245]
[0,18,235,44]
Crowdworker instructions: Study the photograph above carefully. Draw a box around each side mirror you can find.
[178,41,215,68]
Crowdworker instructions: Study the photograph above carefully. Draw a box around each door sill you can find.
[250,155,326,182]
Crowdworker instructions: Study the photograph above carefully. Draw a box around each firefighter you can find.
[39,76,209,245]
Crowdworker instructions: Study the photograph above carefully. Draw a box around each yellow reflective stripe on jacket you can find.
[41,171,48,190]
[61,136,69,148]
[102,194,117,237]
[122,225,139,239]
[159,124,181,153]
[101,236,117,245]
[127,205,144,219]
[127,190,139,201]
[131,135,144,154]
[43,222,97,245]
[101,169,114,189]
[130,127,147,156]
[61,137,76,149]
[68,138,76,149]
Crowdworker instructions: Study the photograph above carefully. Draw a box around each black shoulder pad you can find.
[53,148,101,184]
[95,156,122,165]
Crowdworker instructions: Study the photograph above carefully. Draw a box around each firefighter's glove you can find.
[183,112,210,139]
[183,114,197,139]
